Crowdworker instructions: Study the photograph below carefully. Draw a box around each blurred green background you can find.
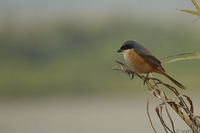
[0,0,200,133]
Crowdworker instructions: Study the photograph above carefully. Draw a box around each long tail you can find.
[161,72,187,90]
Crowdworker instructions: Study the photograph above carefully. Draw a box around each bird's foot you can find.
[143,73,149,84]
[125,70,134,80]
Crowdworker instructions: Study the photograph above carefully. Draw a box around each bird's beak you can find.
[117,49,122,53]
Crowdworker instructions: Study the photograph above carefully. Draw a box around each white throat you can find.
[122,49,131,61]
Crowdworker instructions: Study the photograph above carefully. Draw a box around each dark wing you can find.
[139,54,165,72]
[133,42,165,72]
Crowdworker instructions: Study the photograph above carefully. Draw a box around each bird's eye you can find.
[122,45,129,50]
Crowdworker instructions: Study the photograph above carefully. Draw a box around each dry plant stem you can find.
[159,52,197,60]
[112,61,200,133]
[180,0,200,22]
[160,52,200,66]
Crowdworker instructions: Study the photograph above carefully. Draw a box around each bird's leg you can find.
[125,70,134,79]
[130,74,134,80]
[143,72,149,84]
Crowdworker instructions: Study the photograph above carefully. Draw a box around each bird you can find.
[117,40,186,90]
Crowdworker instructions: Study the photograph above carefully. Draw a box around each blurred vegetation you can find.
[180,0,200,22]
[0,16,200,97]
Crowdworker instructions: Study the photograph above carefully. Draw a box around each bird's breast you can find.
[123,49,156,74]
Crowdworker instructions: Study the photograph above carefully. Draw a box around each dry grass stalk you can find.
[180,0,200,22]
[112,61,200,133]
[160,52,200,66]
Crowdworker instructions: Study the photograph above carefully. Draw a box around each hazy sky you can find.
[0,0,197,22]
